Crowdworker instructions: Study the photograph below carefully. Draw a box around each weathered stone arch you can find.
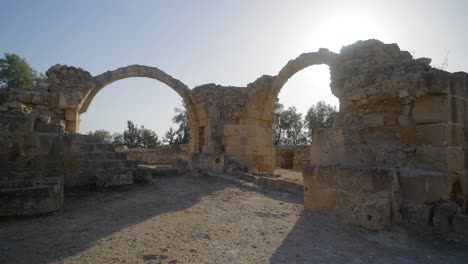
[272,49,338,97]
[245,49,338,123]
[78,65,207,153]
[80,65,199,119]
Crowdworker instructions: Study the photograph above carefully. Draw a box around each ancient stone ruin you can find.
[1,39,467,234]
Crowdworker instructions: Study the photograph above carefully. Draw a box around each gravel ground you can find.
[0,174,467,264]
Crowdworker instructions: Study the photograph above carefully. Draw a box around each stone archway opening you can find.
[272,64,338,183]
[79,76,195,169]
[80,77,188,142]
[77,65,207,156]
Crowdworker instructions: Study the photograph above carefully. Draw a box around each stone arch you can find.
[246,49,338,122]
[78,65,207,153]
[238,49,338,172]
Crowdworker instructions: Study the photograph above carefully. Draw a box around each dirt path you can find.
[1,174,467,263]
[274,168,303,183]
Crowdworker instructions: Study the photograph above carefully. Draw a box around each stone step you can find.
[0,177,63,216]
[453,214,468,235]
[72,143,116,153]
[133,167,187,183]
[95,170,133,188]
[70,152,127,160]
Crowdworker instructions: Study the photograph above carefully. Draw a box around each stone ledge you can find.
[0,177,63,216]
[232,172,303,195]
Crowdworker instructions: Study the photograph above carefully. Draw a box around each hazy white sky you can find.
[1,0,467,136]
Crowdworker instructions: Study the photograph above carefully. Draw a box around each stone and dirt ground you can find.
[274,168,303,183]
[1,174,467,264]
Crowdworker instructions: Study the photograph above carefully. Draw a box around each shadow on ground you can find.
[0,174,229,264]
[270,211,468,263]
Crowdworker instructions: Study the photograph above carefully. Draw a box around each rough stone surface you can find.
[453,214,468,235]
[124,144,189,168]
[275,145,311,169]
[0,178,63,216]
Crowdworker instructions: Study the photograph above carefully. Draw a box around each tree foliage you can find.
[121,120,161,148]
[163,127,177,144]
[304,101,336,141]
[273,100,337,145]
[163,105,190,145]
[112,132,124,146]
[139,126,160,149]
[274,105,308,145]
[123,120,140,148]
[87,129,113,143]
[0,53,45,89]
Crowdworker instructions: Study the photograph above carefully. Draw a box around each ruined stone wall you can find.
[123,144,189,167]
[0,103,137,215]
[0,65,95,134]
[302,40,468,231]
[275,145,311,169]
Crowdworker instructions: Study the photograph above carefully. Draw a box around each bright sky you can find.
[1,0,467,136]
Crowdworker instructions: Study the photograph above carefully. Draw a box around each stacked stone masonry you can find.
[123,144,189,168]
[0,39,467,235]
[275,145,311,169]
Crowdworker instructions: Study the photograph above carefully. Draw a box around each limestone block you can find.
[414,145,447,171]
[412,95,448,124]
[398,89,409,98]
[133,168,153,183]
[453,214,468,235]
[398,170,451,203]
[433,202,461,233]
[447,124,464,146]
[447,147,464,173]
[310,128,346,166]
[31,93,45,104]
[65,109,78,121]
[93,143,115,153]
[17,93,32,104]
[96,170,133,188]
[449,96,467,124]
[0,177,63,216]
[363,113,385,127]
[65,121,78,133]
[401,203,433,225]
[398,115,417,144]
[415,124,447,146]
[357,192,392,230]
[303,165,396,230]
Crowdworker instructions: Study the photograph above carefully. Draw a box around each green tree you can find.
[87,129,112,143]
[140,126,161,148]
[172,107,190,144]
[0,53,41,89]
[273,102,308,145]
[273,100,285,145]
[163,127,177,145]
[123,120,141,148]
[122,120,160,148]
[112,132,124,146]
[279,107,308,145]
[304,101,337,141]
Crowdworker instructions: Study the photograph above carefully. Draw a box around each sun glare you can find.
[315,14,387,52]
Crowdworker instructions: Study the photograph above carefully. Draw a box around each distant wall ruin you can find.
[124,144,189,168]
[275,145,311,170]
